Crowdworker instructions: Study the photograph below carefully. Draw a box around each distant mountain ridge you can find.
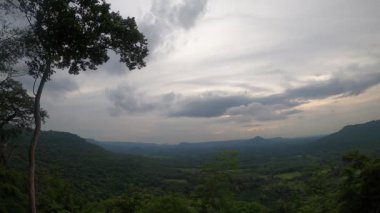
[88,135,318,156]
[89,120,380,158]
[315,120,380,151]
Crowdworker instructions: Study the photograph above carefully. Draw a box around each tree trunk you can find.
[0,142,6,166]
[28,69,49,213]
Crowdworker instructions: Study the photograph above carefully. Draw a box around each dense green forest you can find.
[1,120,379,212]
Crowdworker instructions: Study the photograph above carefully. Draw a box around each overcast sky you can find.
[20,0,380,143]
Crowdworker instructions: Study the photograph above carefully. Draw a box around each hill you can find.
[8,131,170,201]
[89,136,321,158]
[90,120,380,163]
[315,120,380,152]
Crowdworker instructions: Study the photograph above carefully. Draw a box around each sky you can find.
[16,0,380,143]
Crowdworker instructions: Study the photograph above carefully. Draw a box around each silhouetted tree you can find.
[0,78,47,166]
[1,0,148,211]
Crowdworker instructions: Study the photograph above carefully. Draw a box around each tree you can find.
[0,78,47,166]
[338,151,380,213]
[231,201,270,213]
[193,151,239,213]
[139,195,195,213]
[1,0,148,212]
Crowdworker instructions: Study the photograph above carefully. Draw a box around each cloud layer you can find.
[107,64,380,123]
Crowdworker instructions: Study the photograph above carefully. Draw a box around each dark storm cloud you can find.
[141,0,208,51]
[106,84,156,116]
[245,69,380,111]
[168,94,302,121]
[168,94,252,117]
[285,71,380,100]
[251,64,380,109]
[107,64,380,121]
[106,85,180,116]
[220,66,380,121]
[226,103,301,122]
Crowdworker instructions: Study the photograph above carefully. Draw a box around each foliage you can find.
[1,0,148,211]
[338,151,380,213]
[139,195,195,213]
[0,167,28,213]
[0,78,47,135]
[231,201,270,213]
[0,78,47,165]
[96,192,150,213]
[3,0,148,78]
[1,126,380,212]
[192,151,239,213]
[37,175,84,213]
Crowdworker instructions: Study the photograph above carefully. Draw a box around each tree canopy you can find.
[1,0,148,212]
[4,0,148,78]
[0,78,48,140]
[0,78,47,165]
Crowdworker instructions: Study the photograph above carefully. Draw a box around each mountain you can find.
[313,120,380,154]
[9,131,169,201]
[89,120,380,160]
[89,134,322,162]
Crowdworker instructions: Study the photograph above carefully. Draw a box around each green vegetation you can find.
[0,78,47,167]
[0,120,379,212]
[2,0,148,211]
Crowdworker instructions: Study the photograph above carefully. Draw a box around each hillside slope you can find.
[313,120,380,154]
[9,131,167,201]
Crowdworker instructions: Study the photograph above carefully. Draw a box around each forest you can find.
[1,120,380,212]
